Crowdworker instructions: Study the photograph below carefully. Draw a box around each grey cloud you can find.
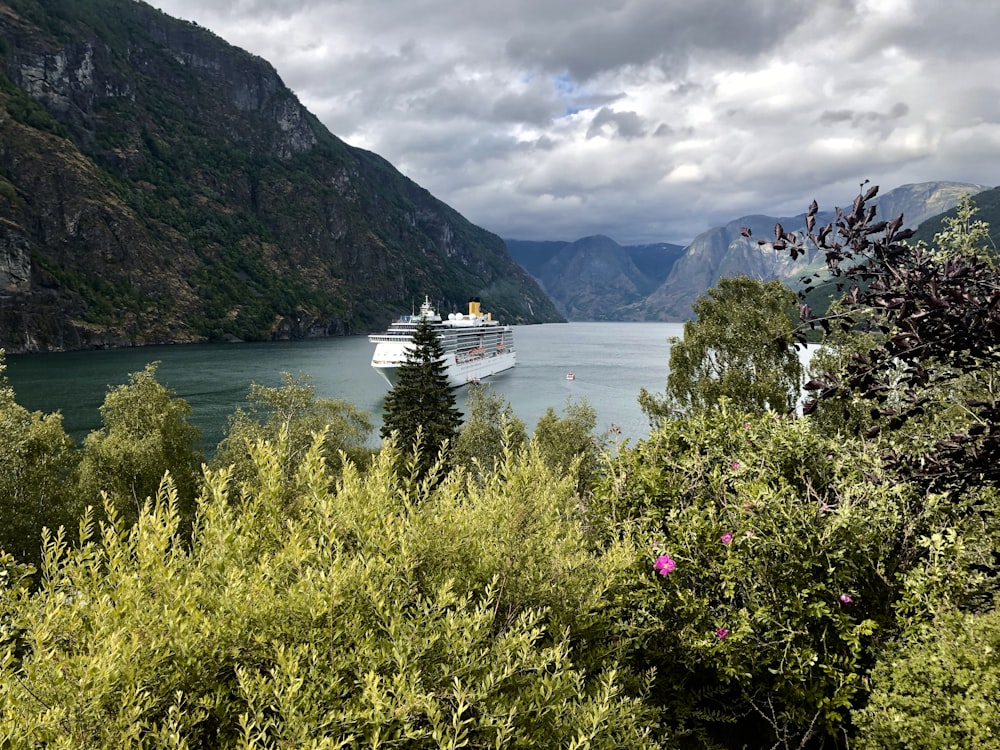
[491,91,560,126]
[860,1,1000,64]
[149,0,1000,245]
[505,0,821,82]
[817,109,854,125]
[818,102,909,128]
[586,107,645,139]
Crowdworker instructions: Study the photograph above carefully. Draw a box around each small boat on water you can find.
[566,372,575,381]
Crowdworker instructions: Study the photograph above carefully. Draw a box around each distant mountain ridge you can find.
[507,181,993,321]
[505,236,685,319]
[0,0,562,353]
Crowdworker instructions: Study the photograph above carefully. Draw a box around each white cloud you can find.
[152,0,1000,245]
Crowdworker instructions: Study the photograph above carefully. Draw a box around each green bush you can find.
[592,407,992,748]
[0,434,658,748]
[451,385,526,477]
[855,608,1000,749]
[77,363,202,529]
[212,372,373,491]
[0,352,80,568]
[532,397,603,497]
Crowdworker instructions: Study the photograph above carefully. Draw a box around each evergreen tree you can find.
[380,317,462,476]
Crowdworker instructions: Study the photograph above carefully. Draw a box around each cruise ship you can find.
[369,297,516,387]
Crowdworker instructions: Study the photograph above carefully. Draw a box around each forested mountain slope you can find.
[0,0,562,353]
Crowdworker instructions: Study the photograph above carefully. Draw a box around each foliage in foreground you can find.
[594,407,996,749]
[6,184,1000,749]
[854,607,1000,749]
[0,435,656,749]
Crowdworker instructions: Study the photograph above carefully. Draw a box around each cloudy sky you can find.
[151,0,1000,245]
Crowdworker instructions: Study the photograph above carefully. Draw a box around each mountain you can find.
[909,184,1000,249]
[506,181,991,321]
[0,0,562,354]
[638,181,992,320]
[504,236,685,319]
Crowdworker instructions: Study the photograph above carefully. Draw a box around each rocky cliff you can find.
[0,0,562,353]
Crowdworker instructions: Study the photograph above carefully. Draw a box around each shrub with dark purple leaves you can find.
[746,184,1000,497]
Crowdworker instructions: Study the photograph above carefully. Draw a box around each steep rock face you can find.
[0,226,31,293]
[541,235,647,319]
[632,214,825,320]
[504,181,992,322]
[871,181,989,229]
[638,181,990,320]
[0,0,561,353]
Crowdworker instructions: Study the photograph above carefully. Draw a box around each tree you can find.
[0,350,79,567]
[800,196,1000,450]
[452,384,527,476]
[77,362,202,529]
[380,316,462,478]
[640,276,802,424]
[758,185,1000,495]
[803,302,881,438]
[213,372,373,488]
[930,193,995,266]
[531,397,602,496]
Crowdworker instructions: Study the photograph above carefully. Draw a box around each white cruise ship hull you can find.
[372,348,516,388]
[369,297,517,388]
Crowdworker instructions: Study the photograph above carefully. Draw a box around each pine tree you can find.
[380,316,462,476]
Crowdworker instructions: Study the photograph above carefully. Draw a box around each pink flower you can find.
[716,627,729,639]
[654,554,676,576]
[720,533,733,545]
[731,461,740,470]
[839,594,853,604]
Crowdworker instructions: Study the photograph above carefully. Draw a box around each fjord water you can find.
[5,322,685,453]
